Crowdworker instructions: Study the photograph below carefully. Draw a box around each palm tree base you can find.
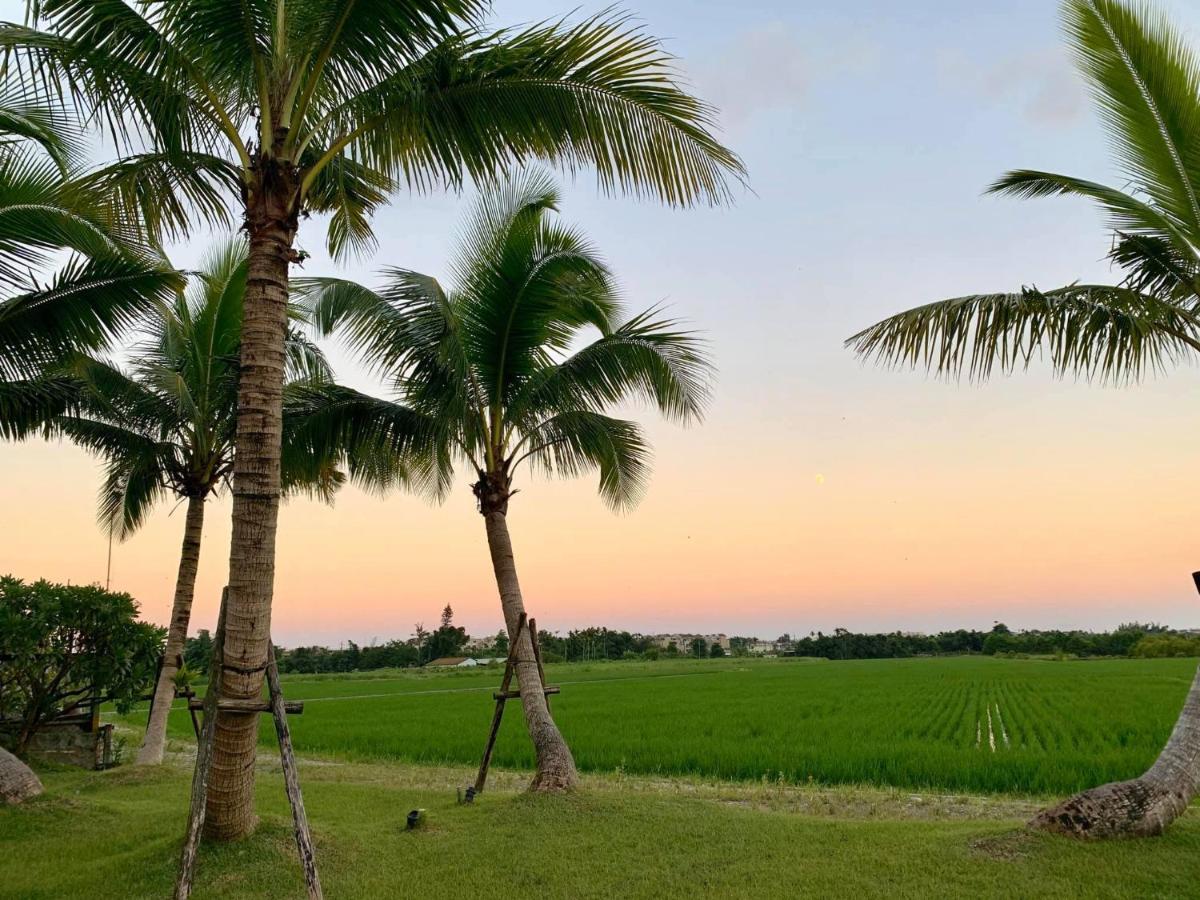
[1029,777,1188,838]
[529,762,579,794]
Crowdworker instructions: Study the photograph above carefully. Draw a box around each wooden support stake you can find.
[473,613,525,794]
[188,697,303,714]
[176,592,323,900]
[528,618,549,711]
[175,588,227,900]
[267,642,323,900]
[492,687,560,701]
[184,689,201,740]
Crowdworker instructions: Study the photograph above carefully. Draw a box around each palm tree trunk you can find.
[203,198,297,840]
[482,508,578,792]
[136,494,205,766]
[1030,661,1200,837]
[0,747,42,804]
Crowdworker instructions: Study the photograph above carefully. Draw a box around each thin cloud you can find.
[690,23,880,131]
[940,46,1086,127]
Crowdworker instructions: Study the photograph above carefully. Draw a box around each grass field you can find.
[4,758,1200,899]
[117,655,1198,796]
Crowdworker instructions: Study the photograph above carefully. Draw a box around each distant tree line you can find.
[179,619,1199,676]
[787,623,1174,660]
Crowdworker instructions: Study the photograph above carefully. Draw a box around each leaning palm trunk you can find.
[481,489,578,792]
[204,193,298,840]
[1031,662,1200,838]
[137,495,206,765]
[0,747,41,804]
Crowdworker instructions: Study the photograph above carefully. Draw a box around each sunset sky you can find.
[5,0,1200,646]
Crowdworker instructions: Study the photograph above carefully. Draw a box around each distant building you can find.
[650,633,730,652]
[747,641,776,656]
[426,657,478,668]
[463,636,496,653]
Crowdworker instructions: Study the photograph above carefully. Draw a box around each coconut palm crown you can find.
[291,171,713,789]
[847,0,1200,838]
[294,172,712,512]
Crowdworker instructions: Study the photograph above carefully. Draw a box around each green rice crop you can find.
[124,655,1197,796]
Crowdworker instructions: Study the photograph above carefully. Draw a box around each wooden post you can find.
[528,618,549,711]
[267,642,323,900]
[473,614,525,794]
[186,689,201,740]
[175,588,227,900]
[145,649,166,729]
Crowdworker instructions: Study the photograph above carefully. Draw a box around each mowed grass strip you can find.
[3,761,1200,900]
[116,656,1198,796]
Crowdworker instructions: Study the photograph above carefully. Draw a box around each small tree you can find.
[413,623,429,666]
[0,576,162,755]
[494,630,510,658]
[709,644,725,659]
[689,637,707,659]
[426,606,469,660]
[183,630,213,675]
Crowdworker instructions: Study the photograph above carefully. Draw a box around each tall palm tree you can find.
[0,0,741,839]
[4,239,335,767]
[847,0,1200,838]
[293,172,712,790]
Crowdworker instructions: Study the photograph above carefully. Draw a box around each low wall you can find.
[0,723,114,770]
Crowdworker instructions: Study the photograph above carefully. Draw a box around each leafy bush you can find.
[1130,634,1200,658]
[0,575,163,754]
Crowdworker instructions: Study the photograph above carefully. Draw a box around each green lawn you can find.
[116,655,1199,795]
[3,759,1199,899]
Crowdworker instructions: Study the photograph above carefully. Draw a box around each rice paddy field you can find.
[120,655,1198,796]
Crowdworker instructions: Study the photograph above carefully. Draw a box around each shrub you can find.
[0,575,163,755]
[1130,634,1200,658]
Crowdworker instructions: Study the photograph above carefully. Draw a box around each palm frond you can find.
[0,13,231,158]
[284,326,333,382]
[282,381,448,499]
[0,93,82,170]
[846,283,1200,382]
[0,254,181,379]
[988,169,1197,253]
[512,306,713,426]
[0,375,80,439]
[515,410,650,511]
[0,151,124,284]
[1063,0,1200,238]
[301,152,393,261]
[284,0,485,128]
[308,13,744,207]
[76,152,242,246]
[94,436,171,539]
[1109,231,1200,298]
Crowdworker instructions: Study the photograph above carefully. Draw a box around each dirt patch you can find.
[970,830,1037,861]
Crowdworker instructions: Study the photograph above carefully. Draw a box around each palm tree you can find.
[293,172,712,790]
[5,239,335,767]
[847,0,1200,838]
[0,1,741,839]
